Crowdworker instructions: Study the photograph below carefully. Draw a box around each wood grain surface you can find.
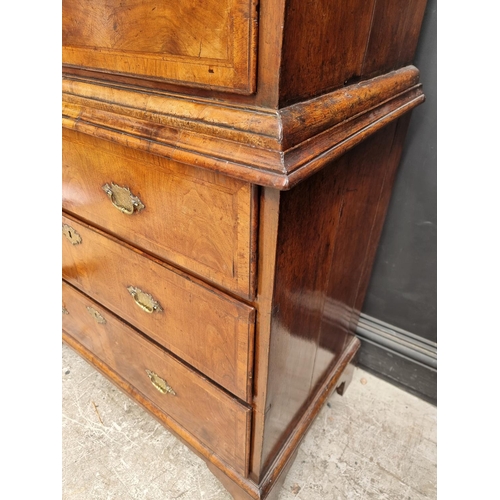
[63,0,258,93]
[279,0,428,105]
[62,214,255,402]
[62,281,252,476]
[61,0,429,497]
[62,0,427,108]
[252,119,409,477]
[62,68,424,190]
[62,128,257,298]
[362,0,428,77]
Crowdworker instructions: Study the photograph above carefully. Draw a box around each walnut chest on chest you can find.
[62,1,427,497]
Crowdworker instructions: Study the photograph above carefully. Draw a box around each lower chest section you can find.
[62,128,258,478]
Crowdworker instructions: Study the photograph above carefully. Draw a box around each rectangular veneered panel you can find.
[62,129,256,299]
[62,214,255,402]
[62,0,257,93]
[62,281,251,475]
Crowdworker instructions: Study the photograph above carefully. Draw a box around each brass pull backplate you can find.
[127,286,163,314]
[102,182,145,215]
[62,224,82,245]
[146,370,176,395]
[86,306,106,324]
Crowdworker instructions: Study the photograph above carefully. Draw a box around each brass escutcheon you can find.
[102,182,145,215]
[127,286,163,314]
[62,224,82,245]
[146,370,176,395]
[86,306,106,324]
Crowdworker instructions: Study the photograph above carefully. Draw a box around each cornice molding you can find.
[62,66,424,190]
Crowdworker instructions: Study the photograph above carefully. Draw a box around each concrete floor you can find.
[62,343,436,499]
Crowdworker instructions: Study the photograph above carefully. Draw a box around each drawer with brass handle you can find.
[62,128,257,299]
[101,182,145,215]
[62,280,251,476]
[62,213,255,402]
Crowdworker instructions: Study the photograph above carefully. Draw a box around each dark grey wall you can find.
[358,0,437,402]
[363,0,436,340]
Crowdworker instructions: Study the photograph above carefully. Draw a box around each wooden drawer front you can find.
[62,129,255,299]
[62,0,257,94]
[62,281,251,475]
[62,214,255,402]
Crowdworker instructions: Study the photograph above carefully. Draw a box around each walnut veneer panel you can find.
[62,0,258,93]
[62,214,255,402]
[62,281,251,476]
[62,128,256,299]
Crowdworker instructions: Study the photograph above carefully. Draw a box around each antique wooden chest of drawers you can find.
[62,1,427,498]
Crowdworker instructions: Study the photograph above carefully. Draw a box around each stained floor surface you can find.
[62,344,436,499]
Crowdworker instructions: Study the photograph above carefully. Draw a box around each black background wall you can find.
[358,0,437,404]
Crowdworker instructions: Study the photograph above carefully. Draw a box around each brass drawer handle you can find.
[127,286,163,314]
[86,306,107,324]
[62,224,82,245]
[146,370,176,395]
[102,182,145,215]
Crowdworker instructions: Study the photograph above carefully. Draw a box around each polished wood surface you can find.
[279,0,428,105]
[247,119,409,478]
[62,0,428,497]
[205,337,358,500]
[63,281,251,476]
[63,128,257,298]
[280,67,421,150]
[362,0,428,78]
[257,341,358,500]
[62,214,255,402]
[249,187,281,483]
[279,0,375,105]
[63,67,424,190]
[65,328,264,496]
[63,0,258,94]
[62,0,427,109]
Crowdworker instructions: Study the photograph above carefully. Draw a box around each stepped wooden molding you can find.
[62,66,424,190]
